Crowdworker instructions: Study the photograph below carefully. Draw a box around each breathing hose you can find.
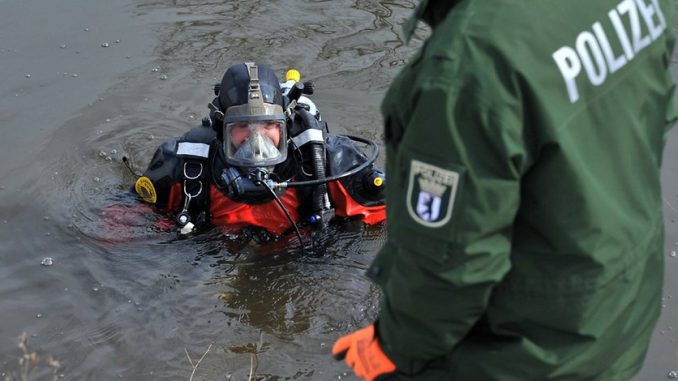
[281,135,378,188]
[260,179,307,255]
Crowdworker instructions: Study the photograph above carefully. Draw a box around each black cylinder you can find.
[310,142,327,215]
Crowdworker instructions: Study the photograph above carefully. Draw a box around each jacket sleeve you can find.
[367,69,531,373]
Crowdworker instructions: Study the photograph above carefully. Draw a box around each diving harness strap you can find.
[175,141,211,236]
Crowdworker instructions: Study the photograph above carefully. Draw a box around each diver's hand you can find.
[332,324,397,381]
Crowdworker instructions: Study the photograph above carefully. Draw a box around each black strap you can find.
[175,141,214,233]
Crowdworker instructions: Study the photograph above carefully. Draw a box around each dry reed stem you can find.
[4,333,59,381]
[248,352,258,381]
[185,344,212,381]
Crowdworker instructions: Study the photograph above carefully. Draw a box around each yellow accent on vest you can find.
[135,176,157,204]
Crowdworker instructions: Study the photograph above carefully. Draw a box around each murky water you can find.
[1,0,678,380]
[0,0,423,379]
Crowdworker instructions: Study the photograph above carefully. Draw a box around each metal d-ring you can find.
[183,162,203,180]
[183,180,203,199]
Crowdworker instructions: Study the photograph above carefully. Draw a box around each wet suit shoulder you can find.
[135,124,217,208]
[325,133,386,223]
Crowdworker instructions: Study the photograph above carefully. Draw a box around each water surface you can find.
[1,1,677,380]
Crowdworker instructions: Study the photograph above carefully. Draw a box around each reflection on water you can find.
[0,0,422,379]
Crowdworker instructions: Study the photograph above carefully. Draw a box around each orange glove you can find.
[332,324,397,381]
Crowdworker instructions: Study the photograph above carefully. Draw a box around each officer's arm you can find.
[369,75,530,373]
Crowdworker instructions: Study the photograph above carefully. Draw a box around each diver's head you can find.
[216,62,287,168]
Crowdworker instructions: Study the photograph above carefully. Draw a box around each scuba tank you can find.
[283,69,334,225]
[281,69,321,121]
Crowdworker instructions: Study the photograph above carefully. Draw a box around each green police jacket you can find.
[367,0,677,379]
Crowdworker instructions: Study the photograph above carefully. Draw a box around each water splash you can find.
[41,257,54,266]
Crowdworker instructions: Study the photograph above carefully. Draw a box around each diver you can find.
[129,62,386,247]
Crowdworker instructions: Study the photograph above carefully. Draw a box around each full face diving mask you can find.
[225,120,287,167]
[222,62,287,168]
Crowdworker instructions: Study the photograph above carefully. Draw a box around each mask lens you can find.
[224,120,286,167]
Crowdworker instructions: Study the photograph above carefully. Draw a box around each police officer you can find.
[333,0,677,379]
[133,62,386,239]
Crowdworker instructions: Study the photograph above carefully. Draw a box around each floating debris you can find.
[99,151,107,157]
[41,257,54,266]
[110,149,118,155]
[671,251,677,258]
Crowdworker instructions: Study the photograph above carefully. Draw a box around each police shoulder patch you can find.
[406,159,460,228]
[135,176,157,204]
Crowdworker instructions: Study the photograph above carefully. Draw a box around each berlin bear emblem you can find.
[406,159,459,227]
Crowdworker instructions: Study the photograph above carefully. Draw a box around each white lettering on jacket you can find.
[552,0,667,103]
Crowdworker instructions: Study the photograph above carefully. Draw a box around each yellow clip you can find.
[286,69,301,83]
[135,176,157,204]
[373,177,383,187]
